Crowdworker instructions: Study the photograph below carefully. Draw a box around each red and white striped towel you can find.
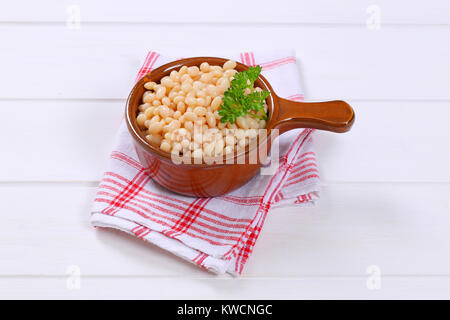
[91,49,320,275]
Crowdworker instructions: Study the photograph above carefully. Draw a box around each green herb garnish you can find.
[218,66,270,124]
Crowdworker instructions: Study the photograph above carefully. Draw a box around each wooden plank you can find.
[0,25,449,100]
[0,1,449,25]
[0,101,448,182]
[2,276,450,299]
[1,183,449,277]
[0,101,123,181]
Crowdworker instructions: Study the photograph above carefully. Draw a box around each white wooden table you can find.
[1,0,449,299]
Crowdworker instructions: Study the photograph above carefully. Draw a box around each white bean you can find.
[155,86,166,99]
[223,60,237,70]
[148,121,164,134]
[160,140,171,152]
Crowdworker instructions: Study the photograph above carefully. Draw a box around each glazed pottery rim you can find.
[126,56,277,167]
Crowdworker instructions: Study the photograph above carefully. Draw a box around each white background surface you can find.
[0,0,449,299]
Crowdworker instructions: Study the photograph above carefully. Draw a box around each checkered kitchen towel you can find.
[91,49,320,275]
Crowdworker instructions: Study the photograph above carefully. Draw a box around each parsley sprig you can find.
[218,66,270,124]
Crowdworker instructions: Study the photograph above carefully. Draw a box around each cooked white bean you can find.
[155,86,166,99]
[181,74,192,83]
[173,95,185,104]
[206,112,216,127]
[181,81,192,93]
[137,60,267,157]
[185,96,197,107]
[173,111,181,119]
[206,85,218,97]
[144,106,155,119]
[144,81,157,90]
[224,69,237,78]
[167,119,181,132]
[161,76,174,88]
[150,115,161,123]
[164,117,174,124]
[143,92,155,103]
[214,139,224,155]
[236,116,249,129]
[157,105,170,118]
[183,111,197,121]
[211,96,222,111]
[146,134,163,147]
[193,106,207,117]
[148,121,164,134]
[200,73,213,83]
[223,60,237,70]
[196,98,206,107]
[184,120,194,131]
[170,70,180,82]
[160,140,171,152]
[137,113,147,127]
[138,103,151,112]
[162,97,171,106]
[200,62,210,72]
[187,66,200,78]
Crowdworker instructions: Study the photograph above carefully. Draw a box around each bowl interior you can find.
[126,57,276,164]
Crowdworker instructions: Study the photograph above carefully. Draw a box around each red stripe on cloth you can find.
[233,130,314,272]
[286,93,304,101]
[98,186,248,236]
[288,162,317,176]
[285,174,320,188]
[174,198,212,238]
[102,168,147,215]
[105,168,151,216]
[293,193,314,204]
[287,165,319,181]
[131,225,141,233]
[164,198,202,238]
[217,195,262,206]
[267,130,313,204]
[135,51,155,81]
[98,192,242,242]
[196,253,208,267]
[245,52,251,66]
[240,52,255,66]
[103,171,253,223]
[260,56,296,71]
[136,52,160,81]
[111,151,143,170]
[170,198,210,238]
[100,182,250,230]
[95,198,233,246]
[192,252,203,263]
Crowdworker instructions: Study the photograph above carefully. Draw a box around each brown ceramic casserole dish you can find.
[126,57,354,197]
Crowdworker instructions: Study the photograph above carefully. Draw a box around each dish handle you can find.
[268,96,355,134]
